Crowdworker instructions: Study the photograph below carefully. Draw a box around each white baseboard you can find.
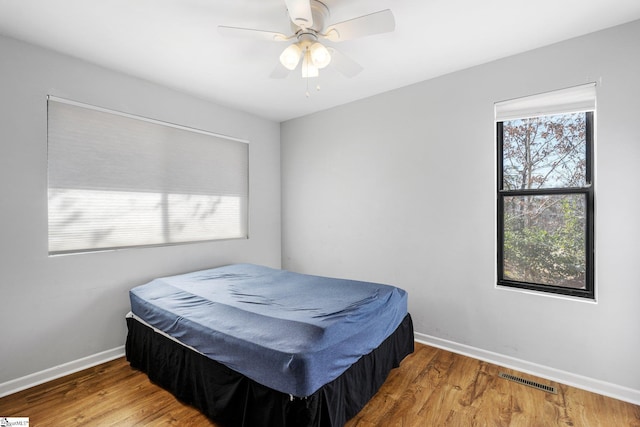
[414,332,640,406]
[0,346,125,398]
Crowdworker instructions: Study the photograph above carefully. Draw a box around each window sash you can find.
[496,110,594,299]
[497,188,594,297]
[47,97,249,254]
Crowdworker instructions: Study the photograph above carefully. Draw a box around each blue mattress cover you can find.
[129,263,408,397]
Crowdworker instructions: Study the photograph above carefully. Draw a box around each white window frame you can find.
[495,83,596,299]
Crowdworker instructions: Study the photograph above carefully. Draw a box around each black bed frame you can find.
[126,313,414,427]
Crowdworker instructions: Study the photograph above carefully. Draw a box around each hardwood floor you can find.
[1,343,638,426]
[348,344,640,427]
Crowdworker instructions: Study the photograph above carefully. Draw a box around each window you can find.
[47,97,249,255]
[495,84,595,298]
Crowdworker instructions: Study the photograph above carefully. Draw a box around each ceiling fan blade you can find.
[327,48,363,78]
[270,62,292,79]
[218,25,290,42]
[285,0,313,28]
[324,9,395,42]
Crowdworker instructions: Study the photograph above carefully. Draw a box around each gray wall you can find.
[0,35,281,383]
[282,20,640,400]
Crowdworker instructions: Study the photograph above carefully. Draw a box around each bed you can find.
[125,263,414,426]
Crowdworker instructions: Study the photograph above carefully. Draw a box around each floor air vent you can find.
[498,372,557,394]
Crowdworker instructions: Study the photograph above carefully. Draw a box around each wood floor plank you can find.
[1,343,638,426]
[351,344,441,425]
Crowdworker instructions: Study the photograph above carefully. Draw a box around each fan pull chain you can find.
[305,77,322,98]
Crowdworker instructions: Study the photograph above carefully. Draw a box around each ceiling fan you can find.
[218,0,395,81]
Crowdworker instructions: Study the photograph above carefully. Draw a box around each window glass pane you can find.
[502,194,586,289]
[502,112,587,190]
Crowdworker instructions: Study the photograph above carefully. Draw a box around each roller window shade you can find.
[47,97,249,254]
[495,83,596,121]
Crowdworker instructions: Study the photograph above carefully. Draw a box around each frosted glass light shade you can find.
[280,44,302,70]
[310,42,331,68]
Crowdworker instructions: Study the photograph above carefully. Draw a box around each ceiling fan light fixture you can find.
[220,0,395,85]
[309,42,331,68]
[280,43,302,70]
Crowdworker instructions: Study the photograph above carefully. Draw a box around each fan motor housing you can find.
[290,0,329,34]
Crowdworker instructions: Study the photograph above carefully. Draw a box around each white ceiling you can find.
[1,0,639,122]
